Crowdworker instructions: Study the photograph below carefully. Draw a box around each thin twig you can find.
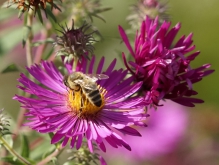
[30,137,44,150]
[26,9,34,68]
[37,146,63,165]
[13,9,34,140]
[0,136,32,165]
[34,22,52,63]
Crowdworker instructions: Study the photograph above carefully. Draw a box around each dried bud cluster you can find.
[0,109,10,134]
[67,144,106,165]
[70,0,112,23]
[7,0,61,15]
[127,0,169,31]
[55,20,97,62]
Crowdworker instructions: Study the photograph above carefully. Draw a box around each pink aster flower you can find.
[14,56,148,152]
[119,16,214,107]
[101,100,188,164]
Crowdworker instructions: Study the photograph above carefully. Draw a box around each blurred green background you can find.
[0,0,219,164]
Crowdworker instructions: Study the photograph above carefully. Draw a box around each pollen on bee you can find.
[67,86,107,117]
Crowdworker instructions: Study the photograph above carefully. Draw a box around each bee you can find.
[63,72,109,107]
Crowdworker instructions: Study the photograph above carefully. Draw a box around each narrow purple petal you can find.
[76,134,83,149]
[99,156,107,165]
[116,126,141,136]
[97,57,105,74]
[51,133,64,144]
[164,23,181,48]
[88,56,95,74]
[118,26,135,57]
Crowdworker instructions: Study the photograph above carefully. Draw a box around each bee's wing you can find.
[74,79,96,90]
[85,74,109,82]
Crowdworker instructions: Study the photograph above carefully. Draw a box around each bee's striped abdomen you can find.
[88,89,102,107]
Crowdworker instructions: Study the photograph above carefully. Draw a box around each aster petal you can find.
[70,136,76,148]
[164,23,181,48]
[111,133,131,151]
[96,57,105,74]
[116,126,141,136]
[122,53,135,75]
[101,70,128,91]
[86,125,92,140]
[105,136,118,148]
[27,63,65,93]
[62,56,73,74]
[172,97,204,107]
[98,142,106,152]
[80,56,88,73]
[87,56,95,73]
[76,134,83,149]
[183,33,193,48]
[51,133,64,144]
[104,58,117,75]
[186,51,200,61]
[89,121,98,140]
[105,96,144,109]
[87,140,93,153]
[99,156,107,165]
[118,26,135,57]
[38,126,57,133]
[107,82,143,103]
[157,21,171,43]
[42,61,63,82]
[62,137,69,147]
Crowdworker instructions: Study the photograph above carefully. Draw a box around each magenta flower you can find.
[101,101,188,163]
[14,56,148,152]
[119,16,214,107]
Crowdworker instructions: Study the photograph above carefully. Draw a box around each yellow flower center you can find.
[67,85,107,118]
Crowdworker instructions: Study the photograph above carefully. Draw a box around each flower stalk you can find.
[13,9,34,140]
[0,136,31,165]
[25,9,34,68]
[37,146,63,165]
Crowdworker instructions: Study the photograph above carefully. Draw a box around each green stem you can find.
[37,146,63,165]
[0,136,31,165]
[26,9,34,68]
[13,9,34,140]
[73,57,79,71]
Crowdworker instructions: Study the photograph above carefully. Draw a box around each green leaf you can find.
[30,139,51,160]
[48,132,54,139]
[18,9,24,18]
[51,157,59,165]
[45,5,57,23]
[0,6,17,21]
[3,134,13,148]
[90,14,106,23]
[44,47,55,60]
[42,145,56,159]
[21,135,30,158]
[22,25,31,47]
[0,157,24,165]
[36,9,43,24]
[1,130,12,136]
[2,64,19,73]
[31,38,54,47]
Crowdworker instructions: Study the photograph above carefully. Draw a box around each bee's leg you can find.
[65,86,70,93]
[72,91,75,100]
[79,90,84,113]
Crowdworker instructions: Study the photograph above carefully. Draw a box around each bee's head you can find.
[69,72,82,81]
[63,74,81,91]
[63,75,69,87]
